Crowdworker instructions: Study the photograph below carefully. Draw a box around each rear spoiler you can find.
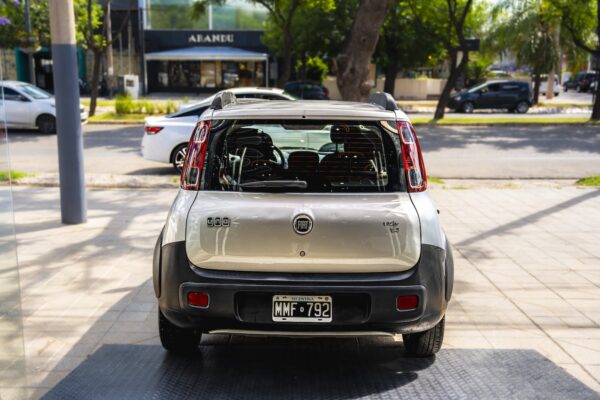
[368,92,398,111]
[210,91,237,110]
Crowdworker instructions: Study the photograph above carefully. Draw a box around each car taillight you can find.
[396,121,427,192]
[181,120,211,190]
[144,126,163,135]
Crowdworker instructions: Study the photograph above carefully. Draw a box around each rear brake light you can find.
[181,121,211,190]
[144,126,163,135]
[397,295,418,310]
[396,121,427,192]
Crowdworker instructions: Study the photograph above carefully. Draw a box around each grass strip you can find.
[0,170,34,181]
[88,112,147,123]
[575,175,600,187]
[410,116,593,125]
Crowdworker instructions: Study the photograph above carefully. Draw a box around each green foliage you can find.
[576,175,600,187]
[487,0,560,76]
[0,1,50,48]
[0,170,32,181]
[262,0,345,60]
[115,95,178,115]
[115,94,134,114]
[165,101,178,114]
[466,56,492,86]
[74,0,105,50]
[295,57,328,82]
[375,1,446,79]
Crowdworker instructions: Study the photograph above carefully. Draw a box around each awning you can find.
[145,46,268,62]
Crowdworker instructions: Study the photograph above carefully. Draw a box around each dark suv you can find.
[563,72,597,93]
[448,80,532,113]
[284,81,330,100]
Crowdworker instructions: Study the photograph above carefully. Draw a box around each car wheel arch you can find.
[170,143,188,163]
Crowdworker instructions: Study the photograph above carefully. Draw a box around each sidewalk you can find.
[3,185,600,398]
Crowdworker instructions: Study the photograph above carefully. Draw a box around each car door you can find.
[1,88,32,127]
[476,83,501,109]
[498,83,521,108]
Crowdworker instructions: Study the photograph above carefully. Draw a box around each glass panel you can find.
[146,0,267,30]
[0,50,26,399]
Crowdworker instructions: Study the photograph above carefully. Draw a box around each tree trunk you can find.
[546,69,555,100]
[336,0,391,101]
[383,65,398,97]
[434,51,467,120]
[89,51,102,117]
[277,29,293,88]
[532,73,541,105]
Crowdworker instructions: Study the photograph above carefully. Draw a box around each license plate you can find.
[272,295,332,323]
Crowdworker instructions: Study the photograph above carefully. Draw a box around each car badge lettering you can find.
[207,217,230,228]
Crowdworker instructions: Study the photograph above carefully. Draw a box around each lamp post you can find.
[48,0,87,224]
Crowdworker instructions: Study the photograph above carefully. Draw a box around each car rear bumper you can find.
[155,240,452,335]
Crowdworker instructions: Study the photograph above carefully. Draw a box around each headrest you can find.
[330,125,362,144]
[288,151,319,168]
[230,129,273,147]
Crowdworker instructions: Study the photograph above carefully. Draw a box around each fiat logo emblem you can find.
[293,215,313,235]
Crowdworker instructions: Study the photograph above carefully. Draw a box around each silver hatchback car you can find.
[154,92,453,357]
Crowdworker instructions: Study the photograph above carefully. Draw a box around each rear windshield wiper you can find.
[239,180,308,189]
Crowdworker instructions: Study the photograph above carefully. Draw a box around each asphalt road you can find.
[6,123,600,179]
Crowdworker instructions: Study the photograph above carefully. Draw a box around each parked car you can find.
[141,87,294,171]
[563,72,597,93]
[154,92,454,357]
[0,80,88,134]
[448,80,532,113]
[284,81,330,99]
[540,77,561,96]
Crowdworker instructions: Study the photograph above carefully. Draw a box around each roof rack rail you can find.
[210,91,237,110]
[368,92,398,112]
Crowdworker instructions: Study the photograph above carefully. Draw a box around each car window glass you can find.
[488,84,501,92]
[16,84,51,99]
[500,84,519,91]
[1,88,22,101]
[208,121,399,193]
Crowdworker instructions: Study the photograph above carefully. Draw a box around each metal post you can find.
[24,0,36,84]
[49,0,87,224]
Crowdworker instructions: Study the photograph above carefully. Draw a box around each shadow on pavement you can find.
[42,342,598,400]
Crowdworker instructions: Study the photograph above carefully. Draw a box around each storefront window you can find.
[146,0,267,30]
[151,60,265,92]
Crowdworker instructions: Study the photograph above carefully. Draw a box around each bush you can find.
[115,94,133,114]
[115,95,177,115]
[295,57,329,83]
[165,101,177,114]
[142,100,156,115]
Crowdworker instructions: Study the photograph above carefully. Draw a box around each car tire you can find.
[403,316,445,357]
[515,101,529,114]
[37,114,56,134]
[159,309,201,355]
[576,85,582,93]
[171,144,188,172]
[460,101,474,113]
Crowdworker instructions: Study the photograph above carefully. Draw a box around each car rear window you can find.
[206,120,401,193]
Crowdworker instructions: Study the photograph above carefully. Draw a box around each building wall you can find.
[0,49,18,81]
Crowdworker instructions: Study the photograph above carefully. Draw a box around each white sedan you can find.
[141,87,294,171]
[0,80,88,134]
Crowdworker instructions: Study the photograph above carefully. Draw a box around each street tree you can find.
[75,0,128,116]
[488,0,560,105]
[336,0,391,101]
[550,0,600,120]
[406,0,477,119]
[261,0,335,82]
[374,1,444,97]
